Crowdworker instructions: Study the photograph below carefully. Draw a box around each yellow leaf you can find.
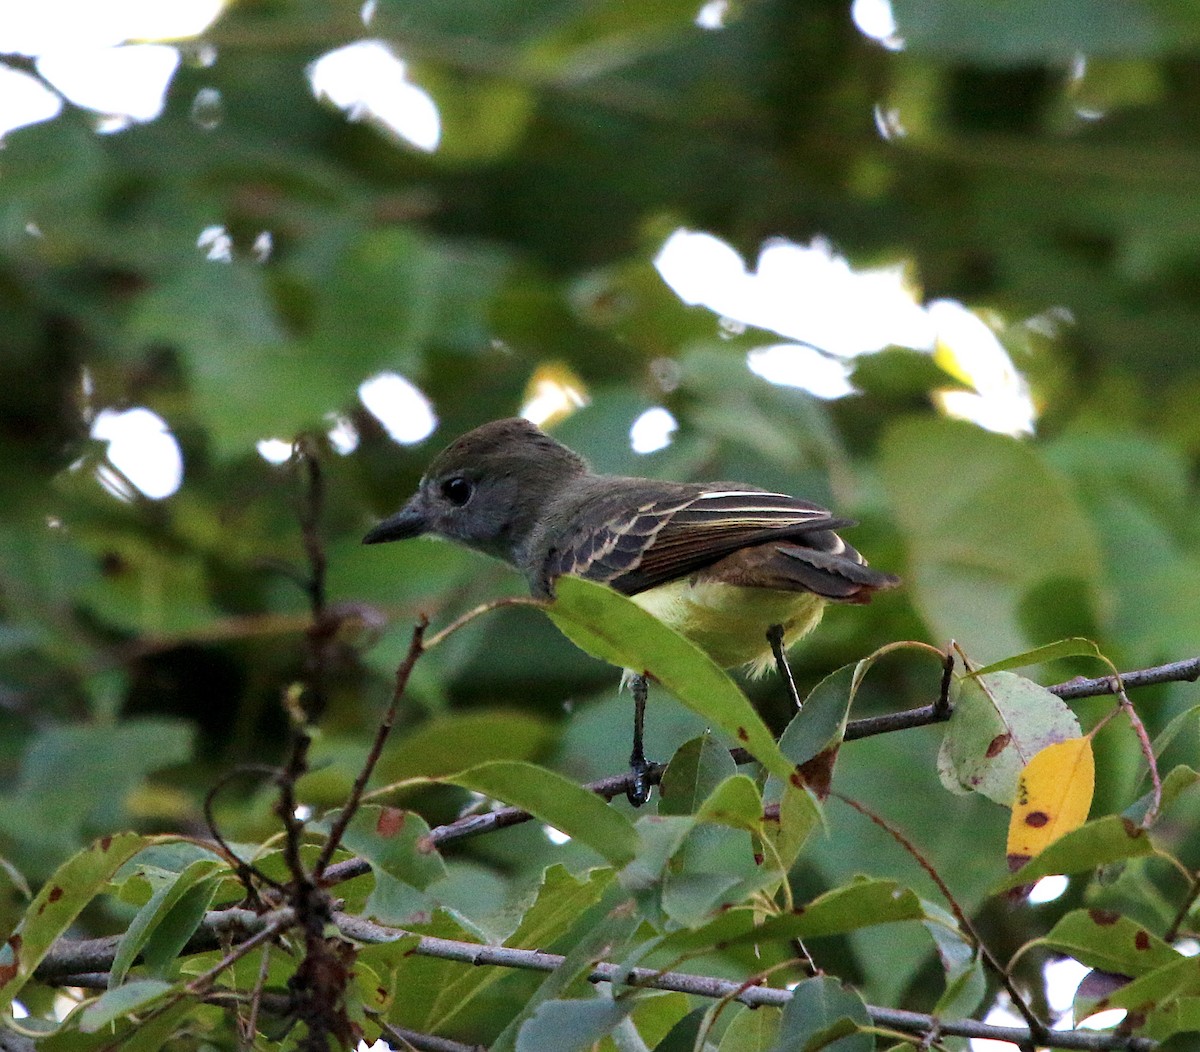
[1006,737,1095,871]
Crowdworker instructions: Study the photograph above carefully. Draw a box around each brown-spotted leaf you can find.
[1007,737,1095,868]
[938,671,1081,804]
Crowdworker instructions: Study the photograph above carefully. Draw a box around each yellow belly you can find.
[630,578,826,676]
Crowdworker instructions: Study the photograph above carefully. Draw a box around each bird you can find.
[363,417,898,804]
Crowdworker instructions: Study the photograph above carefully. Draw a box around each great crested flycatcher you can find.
[364,417,898,803]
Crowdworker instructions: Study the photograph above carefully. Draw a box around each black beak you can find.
[363,501,427,544]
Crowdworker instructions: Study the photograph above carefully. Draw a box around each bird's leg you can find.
[767,623,803,710]
[627,673,654,807]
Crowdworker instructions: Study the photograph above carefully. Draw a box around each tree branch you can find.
[1048,657,1200,699]
[332,914,1154,1052]
[315,653,1200,886]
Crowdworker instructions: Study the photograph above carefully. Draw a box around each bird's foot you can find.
[626,755,655,807]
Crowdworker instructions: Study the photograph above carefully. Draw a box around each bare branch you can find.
[382,1023,486,1052]
[1049,657,1200,700]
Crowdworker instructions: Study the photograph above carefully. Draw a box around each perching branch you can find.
[315,652,1200,887]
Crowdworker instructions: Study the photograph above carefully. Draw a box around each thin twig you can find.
[1164,872,1200,944]
[313,618,428,880]
[832,792,1049,1047]
[203,764,287,897]
[1117,687,1162,828]
[185,910,295,996]
[421,596,544,651]
[241,936,273,1049]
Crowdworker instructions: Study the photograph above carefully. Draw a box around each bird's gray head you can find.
[362,418,589,565]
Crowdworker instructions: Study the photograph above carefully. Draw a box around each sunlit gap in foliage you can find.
[256,439,293,466]
[1044,957,1089,1030]
[309,41,440,153]
[930,301,1035,435]
[695,0,730,30]
[748,345,856,399]
[1068,55,1107,123]
[1078,1008,1128,1031]
[359,372,438,445]
[630,406,678,454]
[654,228,1037,436]
[1027,873,1068,905]
[972,998,1030,1051]
[0,0,225,136]
[197,224,232,262]
[543,825,571,845]
[327,414,360,455]
[520,363,589,428]
[257,415,361,465]
[851,0,905,50]
[90,407,184,500]
[0,66,61,137]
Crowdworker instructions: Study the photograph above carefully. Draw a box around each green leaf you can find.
[503,864,616,948]
[1151,704,1200,760]
[517,996,633,1052]
[1029,908,1180,977]
[621,814,696,896]
[780,664,857,770]
[491,902,642,1052]
[659,733,738,816]
[697,774,764,831]
[337,805,447,890]
[41,996,199,1052]
[763,782,823,875]
[445,760,639,867]
[139,878,220,979]
[923,902,987,1019]
[881,417,1101,662]
[327,804,448,924]
[652,877,926,958]
[547,577,797,786]
[1144,996,1200,1042]
[1084,952,1200,1016]
[997,815,1156,891]
[110,858,223,986]
[79,979,174,1033]
[617,992,692,1050]
[413,865,616,1034]
[775,975,871,1052]
[937,671,1081,804]
[778,877,926,941]
[892,0,1166,62]
[1125,765,1200,825]
[718,1005,783,1051]
[0,834,148,1010]
[375,710,556,782]
[969,637,1106,676]
[0,720,194,867]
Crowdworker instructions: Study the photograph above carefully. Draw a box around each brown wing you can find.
[541,488,855,596]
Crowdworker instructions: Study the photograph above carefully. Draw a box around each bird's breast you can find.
[629,577,826,677]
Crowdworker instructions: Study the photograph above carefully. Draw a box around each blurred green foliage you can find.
[2,0,1200,1046]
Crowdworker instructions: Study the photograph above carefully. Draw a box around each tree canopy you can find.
[2,1,1200,1049]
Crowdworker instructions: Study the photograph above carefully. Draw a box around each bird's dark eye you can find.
[440,477,473,506]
